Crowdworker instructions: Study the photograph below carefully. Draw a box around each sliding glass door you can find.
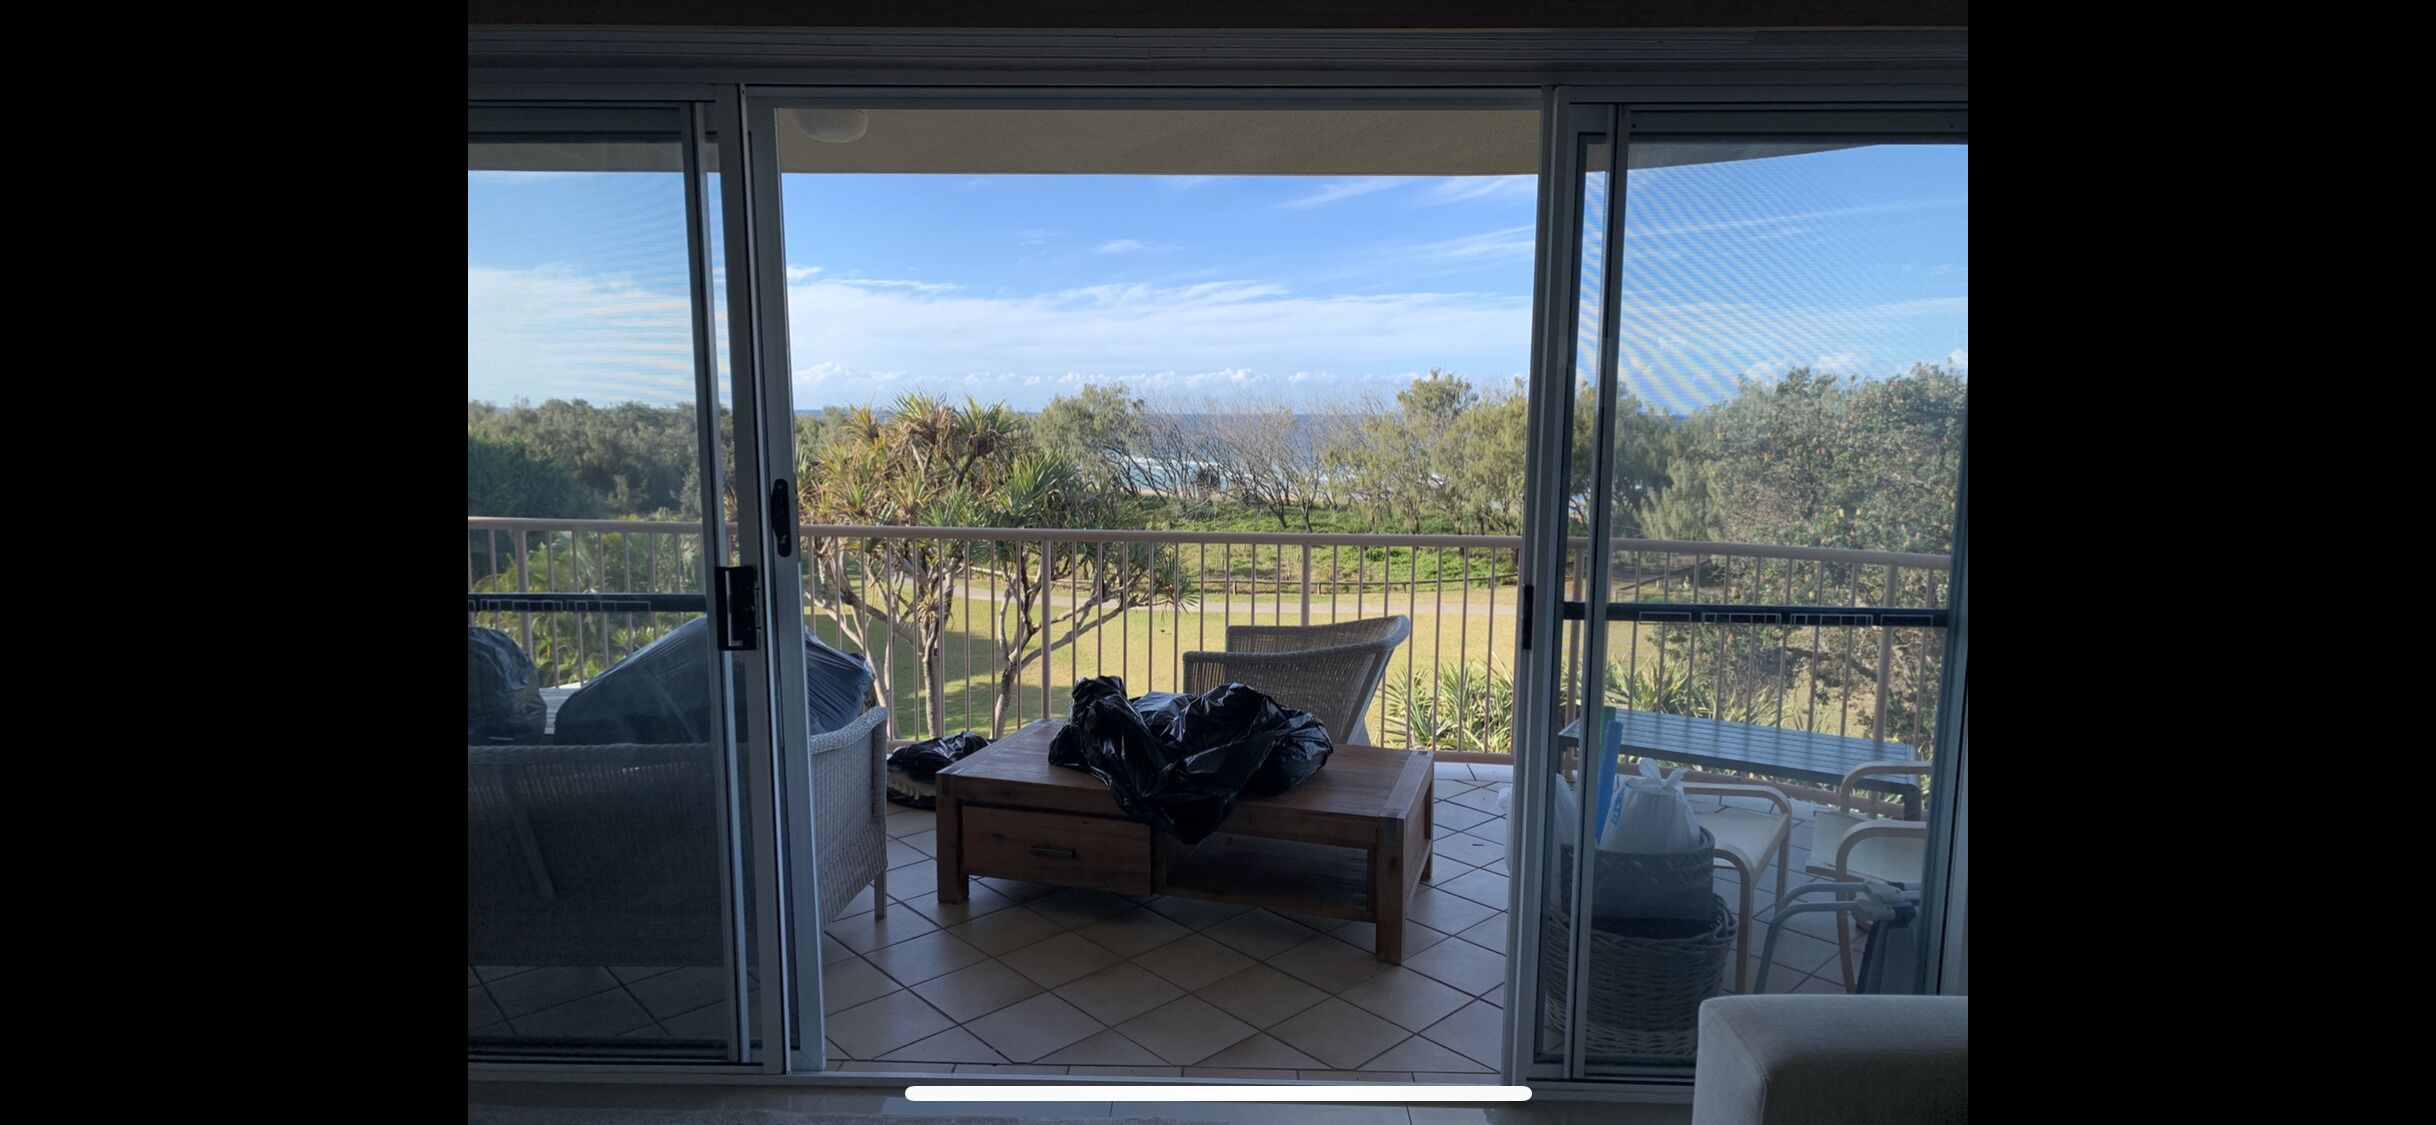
[464,84,1965,1085]
[468,100,809,1068]
[1507,97,1968,1082]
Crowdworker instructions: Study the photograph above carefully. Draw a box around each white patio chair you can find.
[1687,780,1795,993]
[1804,760,1931,990]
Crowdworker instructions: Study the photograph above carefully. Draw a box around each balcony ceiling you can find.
[776,108,1539,175]
[469,107,1536,175]
[468,108,1891,176]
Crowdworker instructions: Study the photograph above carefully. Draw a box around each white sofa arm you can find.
[1692,995,1967,1125]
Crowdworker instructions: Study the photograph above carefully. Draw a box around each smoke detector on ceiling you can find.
[794,109,869,143]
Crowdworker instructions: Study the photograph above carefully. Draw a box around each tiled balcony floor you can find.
[471,761,1862,1079]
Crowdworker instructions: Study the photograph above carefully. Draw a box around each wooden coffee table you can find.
[933,719,1437,962]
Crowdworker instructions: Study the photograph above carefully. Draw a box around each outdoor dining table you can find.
[1557,711,1925,818]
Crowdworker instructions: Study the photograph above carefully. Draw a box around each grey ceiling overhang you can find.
[465,106,1932,176]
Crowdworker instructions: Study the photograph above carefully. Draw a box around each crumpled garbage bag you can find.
[889,731,990,781]
[552,616,873,744]
[469,626,547,744]
[1048,675,1333,844]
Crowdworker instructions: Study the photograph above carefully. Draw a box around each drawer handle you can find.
[1029,845,1078,860]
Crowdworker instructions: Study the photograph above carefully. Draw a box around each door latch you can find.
[769,480,795,557]
[715,565,760,651]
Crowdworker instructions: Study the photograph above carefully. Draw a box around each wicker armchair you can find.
[468,706,891,969]
[1181,616,1412,745]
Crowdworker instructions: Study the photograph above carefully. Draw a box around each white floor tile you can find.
[1055,961,1186,1025]
[962,992,1106,1064]
[1112,995,1259,1065]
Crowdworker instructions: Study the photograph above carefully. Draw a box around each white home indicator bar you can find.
[906,1085,1531,1102]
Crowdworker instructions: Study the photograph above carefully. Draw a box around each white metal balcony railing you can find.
[467,517,1951,771]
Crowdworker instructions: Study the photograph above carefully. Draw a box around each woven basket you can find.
[1539,892,1735,1061]
[1558,827,1718,925]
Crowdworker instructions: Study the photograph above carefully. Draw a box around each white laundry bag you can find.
[1598,758,1704,854]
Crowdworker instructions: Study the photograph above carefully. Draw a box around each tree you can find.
[1133,398,1230,517]
[1201,396,1330,531]
[1322,370,1477,533]
[976,454,1185,734]
[1632,362,1966,745]
[468,432,606,579]
[797,395,1018,737]
[1436,378,1530,533]
[1667,364,1965,556]
[794,393,1180,738]
[1031,383,1146,495]
[468,397,703,518]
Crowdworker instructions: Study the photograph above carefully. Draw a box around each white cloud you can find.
[1398,225,1537,267]
[835,278,960,294]
[1946,348,1968,368]
[468,266,697,405]
[1425,175,1536,205]
[1092,239,1181,254]
[1163,176,1215,188]
[1862,296,1969,319]
[786,265,823,281]
[1634,197,1966,239]
[1276,178,1406,210]
[783,275,1529,410]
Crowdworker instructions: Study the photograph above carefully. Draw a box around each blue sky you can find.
[468,144,1965,415]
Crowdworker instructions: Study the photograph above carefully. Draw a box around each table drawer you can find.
[962,806,1152,895]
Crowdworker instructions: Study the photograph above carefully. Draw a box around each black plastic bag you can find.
[1048,675,1333,844]
[552,616,874,744]
[468,627,547,744]
[889,732,990,781]
[1248,708,1332,796]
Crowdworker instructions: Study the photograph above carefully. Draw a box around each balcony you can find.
[468,516,1949,1075]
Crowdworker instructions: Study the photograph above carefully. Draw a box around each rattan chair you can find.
[468,706,892,968]
[1181,615,1412,745]
[1804,760,1931,990]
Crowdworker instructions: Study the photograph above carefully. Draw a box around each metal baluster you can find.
[1170,543,1183,692]
[1404,543,1420,750]
[543,533,558,685]
[1458,545,1472,752]
[1432,545,1446,754]
[1873,563,1898,753]
[1094,541,1107,685]
[1121,545,1131,700]
[1840,564,1863,738]
[1042,539,1055,723]
[1357,540,1366,623]
[962,543,974,733]
[1300,542,1313,627]
[515,528,532,659]
[1213,542,1222,657]
[1776,557,1791,730]
[574,533,587,681]
[1805,559,1825,733]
